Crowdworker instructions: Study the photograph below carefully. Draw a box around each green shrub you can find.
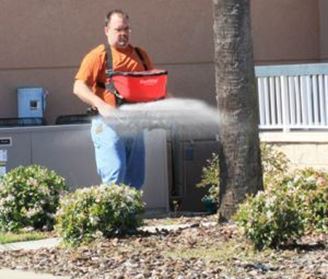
[196,144,289,206]
[260,143,290,189]
[234,187,304,249]
[197,144,327,248]
[234,168,328,249]
[196,153,220,206]
[0,165,67,232]
[55,184,145,246]
[280,168,328,233]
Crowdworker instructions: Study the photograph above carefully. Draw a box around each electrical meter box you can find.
[17,87,46,118]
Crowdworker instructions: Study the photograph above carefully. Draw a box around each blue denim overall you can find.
[90,117,145,189]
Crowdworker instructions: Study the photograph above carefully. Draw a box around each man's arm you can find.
[73,80,114,118]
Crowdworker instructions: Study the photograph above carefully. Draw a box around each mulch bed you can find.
[0,215,327,279]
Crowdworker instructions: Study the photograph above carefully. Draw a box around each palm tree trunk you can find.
[213,0,263,220]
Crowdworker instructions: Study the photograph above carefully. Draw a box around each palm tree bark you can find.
[213,0,263,220]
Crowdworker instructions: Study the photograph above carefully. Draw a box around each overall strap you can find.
[104,42,113,75]
[104,42,124,105]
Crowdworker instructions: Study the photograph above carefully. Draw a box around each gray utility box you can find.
[168,126,220,212]
[0,125,169,212]
[169,138,220,212]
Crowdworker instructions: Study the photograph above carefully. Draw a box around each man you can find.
[73,10,153,189]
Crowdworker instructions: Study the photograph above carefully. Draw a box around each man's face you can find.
[105,14,130,49]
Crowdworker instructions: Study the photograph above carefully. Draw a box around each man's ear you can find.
[104,26,109,36]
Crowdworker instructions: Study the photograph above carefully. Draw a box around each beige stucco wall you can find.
[0,0,324,123]
[0,0,215,123]
[319,0,328,61]
[260,132,328,170]
[251,0,320,65]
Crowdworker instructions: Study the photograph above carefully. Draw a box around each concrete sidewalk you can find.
[0,268,70,279]
[0,238,67,278]
[0,237,69,278]
[0,238,60,252]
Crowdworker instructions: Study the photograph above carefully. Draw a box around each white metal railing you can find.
[255,63,328,131]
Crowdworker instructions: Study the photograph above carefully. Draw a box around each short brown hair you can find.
[105,10,129,27]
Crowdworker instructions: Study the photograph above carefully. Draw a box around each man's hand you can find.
[96,102,116,118]
[73,80,116,118]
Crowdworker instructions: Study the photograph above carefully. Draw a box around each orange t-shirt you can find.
[75,44,153,106]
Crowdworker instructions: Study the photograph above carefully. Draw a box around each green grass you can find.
[0,231,50,244]
[164,240,279,278]
[164,238,275,265]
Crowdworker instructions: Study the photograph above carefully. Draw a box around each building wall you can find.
[0,0,215,123]
[260,132,328,171]
[319,0,328,61]
[251,0,320,65]
[0,0,324,123]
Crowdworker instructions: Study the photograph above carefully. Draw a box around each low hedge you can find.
[0,165,67,232]
[55,184,145,246]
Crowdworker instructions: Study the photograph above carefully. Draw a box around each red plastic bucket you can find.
[110,69,168,102]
